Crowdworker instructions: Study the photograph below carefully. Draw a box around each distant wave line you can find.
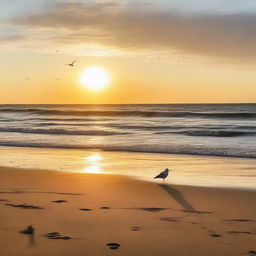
[1,108,256,118]
[0,127,128,136]
[156,130,255,137]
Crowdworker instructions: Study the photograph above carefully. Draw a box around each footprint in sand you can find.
[100,206,111,210]
[211,234,222,237]
[5,203,44,209]
[190,223,222,237]
[130,226,141,231]
[79,208,93,211]
[107,242,121,250]
[224,219,254,222]
[227,231,256,235]
[45,232,71,240]
[1,191,83,196]
[182,210,212,214]
[134,207,167,212]
[200,226,222,238]
[0,191,24,194]
[51,200,68,203]
[160,217,179,222]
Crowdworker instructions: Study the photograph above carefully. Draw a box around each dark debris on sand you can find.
[107,242,121,250]
[249,251,256,255]
[45,232,71,240]
[0,199,8,202]
[5,203,44,209]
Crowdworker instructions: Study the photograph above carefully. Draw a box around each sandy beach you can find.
[0,166,255,256]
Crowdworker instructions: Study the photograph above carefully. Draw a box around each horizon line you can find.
[0,102,256,105]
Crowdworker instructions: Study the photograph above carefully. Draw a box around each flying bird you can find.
[154,168,170,182]
[65,60,76,67]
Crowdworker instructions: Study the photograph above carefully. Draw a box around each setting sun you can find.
[80,66,110,91]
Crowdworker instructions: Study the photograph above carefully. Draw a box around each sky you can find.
[0,0,256,104]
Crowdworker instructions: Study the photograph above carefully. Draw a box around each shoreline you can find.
[0,166,255,256]
[0,146,256,190]
[0,144,255,159]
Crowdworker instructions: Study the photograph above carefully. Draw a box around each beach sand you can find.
[0,166,255,256]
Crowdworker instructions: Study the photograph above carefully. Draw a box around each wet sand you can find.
[0,166,255,256]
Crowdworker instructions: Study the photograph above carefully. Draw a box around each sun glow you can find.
[80,66,110,91]
[80,153,104,174]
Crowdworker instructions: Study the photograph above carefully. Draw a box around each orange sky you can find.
[1,0,256,104]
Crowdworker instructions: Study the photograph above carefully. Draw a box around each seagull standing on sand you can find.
[154,168,170,182]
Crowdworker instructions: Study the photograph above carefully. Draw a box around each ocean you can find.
[0,104,255,158]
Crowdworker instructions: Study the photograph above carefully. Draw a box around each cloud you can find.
[7,1,256,60]
[0,34,26,44]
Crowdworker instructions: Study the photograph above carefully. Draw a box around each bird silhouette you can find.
[65,60,76,67]
[154,168,170,182]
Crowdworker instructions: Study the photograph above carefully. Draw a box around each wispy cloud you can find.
[0,34,25,43]
[6,1,256,60]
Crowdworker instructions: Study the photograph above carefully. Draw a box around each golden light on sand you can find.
[81,153,104,174]
[86,153,103,162]
[80,66,110,91]
[82,166,103,174]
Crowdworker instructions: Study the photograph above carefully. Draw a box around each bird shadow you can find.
[159,184,195,212]
[158,185,218,236]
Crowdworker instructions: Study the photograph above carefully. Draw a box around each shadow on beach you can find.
[159,184,196,212]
